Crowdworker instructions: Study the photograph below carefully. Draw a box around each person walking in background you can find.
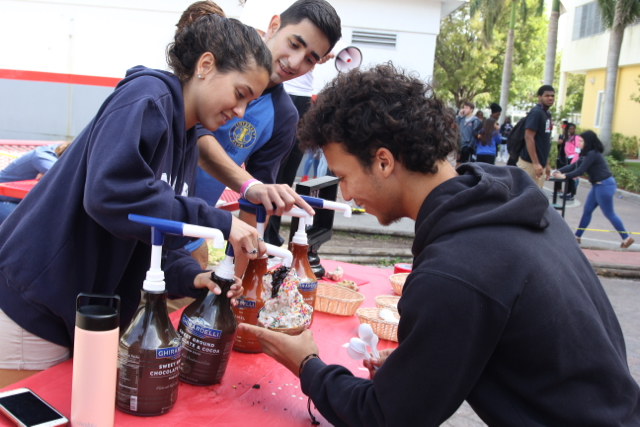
[553,131,635,248]
[301,148,322,181]
[488,103,501,120]
[456,101,481,163]
[475,118,501,165]
[561,123,579,200]
[517,85,555,188]
[475,110,484,121]
[498,116,512,162]
[0,142,71,223]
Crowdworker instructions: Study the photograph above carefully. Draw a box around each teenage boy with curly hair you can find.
[240,63,640,426]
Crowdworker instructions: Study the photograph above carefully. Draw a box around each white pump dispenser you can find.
[282,207,314,245]
[128,214,225,292]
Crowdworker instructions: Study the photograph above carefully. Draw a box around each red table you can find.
[0,179,37,199]
[0,260,398,426]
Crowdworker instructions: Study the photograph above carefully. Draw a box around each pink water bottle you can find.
[71,293,120,427]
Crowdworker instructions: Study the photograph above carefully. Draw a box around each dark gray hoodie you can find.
[301,163,639,426]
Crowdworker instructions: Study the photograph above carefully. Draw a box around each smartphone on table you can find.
[0,388,68,427]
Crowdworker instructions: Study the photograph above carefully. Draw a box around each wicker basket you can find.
[389,273,409,295]
[315,283,365,316]
[375,295,400,311]
[355,307,400,342]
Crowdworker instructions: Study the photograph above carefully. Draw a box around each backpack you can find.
[506,116,528,162]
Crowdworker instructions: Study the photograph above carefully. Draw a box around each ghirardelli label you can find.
[181,314,222,339]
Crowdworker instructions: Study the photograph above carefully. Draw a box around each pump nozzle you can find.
[128,214,227,291]
[128,214,225,248]
[214,243,235,281]
[264,243,293,267]
[238,199,267,238]
[281,207,314,245]
[300,196,352,218]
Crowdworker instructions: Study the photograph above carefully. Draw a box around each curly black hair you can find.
[298,63,458,174]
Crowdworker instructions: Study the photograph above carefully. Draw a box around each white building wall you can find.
[0,0,462,140]
[312,0,445,92]
[560,0,640,74]
[1,0,454,83]
[0,0,244,78]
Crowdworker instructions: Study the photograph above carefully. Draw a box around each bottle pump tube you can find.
[116,214,224,416]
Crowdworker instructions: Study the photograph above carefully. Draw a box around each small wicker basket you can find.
[315,283,365,316]
[375,295,400,311]
[355,307,400,342]
[389,273,409,295]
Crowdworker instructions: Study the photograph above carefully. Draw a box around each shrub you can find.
[612,132,639,159]
[606,156,640,193]
[609,149,627,162]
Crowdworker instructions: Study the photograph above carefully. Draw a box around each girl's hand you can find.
[193,273,244,305]
[228,215,267,260]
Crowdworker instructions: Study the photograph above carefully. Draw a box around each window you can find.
[352,30,397,48]
[594,90,605,128]
[573,2,605,40]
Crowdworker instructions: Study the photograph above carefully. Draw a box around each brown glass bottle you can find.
[233,256,268,353]
[178,275,237,385]
[290,241,318,326]
[116,290,181,416]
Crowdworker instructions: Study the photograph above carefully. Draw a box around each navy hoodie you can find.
[301,163,639,426]
[0,67,232,348]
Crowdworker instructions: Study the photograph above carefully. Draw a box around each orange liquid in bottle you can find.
[289,242,318,326]
[233,256,268,353]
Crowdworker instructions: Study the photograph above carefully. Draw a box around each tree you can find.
[433,2,546,110]
[433,8,501,107]
[469,0,544,123]
[542,0,561,85]
[597,0,640,152]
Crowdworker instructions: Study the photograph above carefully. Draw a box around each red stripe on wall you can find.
[0,69,121,88]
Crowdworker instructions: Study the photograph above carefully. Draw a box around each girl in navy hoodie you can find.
[0,13,272,374]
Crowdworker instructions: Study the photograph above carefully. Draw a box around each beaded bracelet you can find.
[240,179,263,199]
[298,353,319,377]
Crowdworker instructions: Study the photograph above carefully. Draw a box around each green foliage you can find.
[597,0,640,29]
[631,74,640,103]
[606,156,640,193]
[208,244,225,266]
[611,132,639,158]
[433,2,547,108]
[549,142,558,169]
[609,149,627,162]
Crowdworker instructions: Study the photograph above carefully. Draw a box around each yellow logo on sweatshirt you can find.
[229,121,257,149]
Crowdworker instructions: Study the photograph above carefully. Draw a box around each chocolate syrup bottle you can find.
[178,244,237,385]
[116,290,181,416]
[232,254,267,353]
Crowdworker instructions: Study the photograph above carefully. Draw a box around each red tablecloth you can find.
[0,260,398,426]
[0,179,37,199]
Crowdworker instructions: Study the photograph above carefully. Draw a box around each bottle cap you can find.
[75,293,120,331]
[214,243,235,281]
